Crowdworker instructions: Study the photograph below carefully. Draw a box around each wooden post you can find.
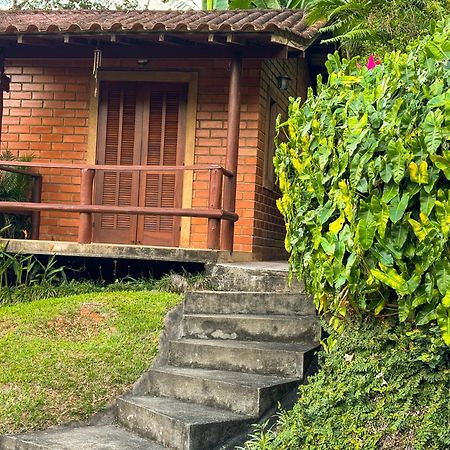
[30,175,42,240]
[78,168,95,244]
[207,168,223,249]
[221,53,242,251]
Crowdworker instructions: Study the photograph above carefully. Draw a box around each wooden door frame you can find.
[87,70,198,248]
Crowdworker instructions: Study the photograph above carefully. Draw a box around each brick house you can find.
[0,9,324,262]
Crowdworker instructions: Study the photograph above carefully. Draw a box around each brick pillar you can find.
[0,55,11,146]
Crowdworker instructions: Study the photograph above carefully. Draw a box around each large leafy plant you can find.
[276,20,450,344]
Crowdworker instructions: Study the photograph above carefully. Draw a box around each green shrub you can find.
[242,320,450,450]
[276,20,450,344]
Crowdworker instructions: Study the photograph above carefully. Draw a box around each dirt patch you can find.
[379,429,415,450]
[0,319,18,338]
[43,303,114,340]
[0,383,20,395]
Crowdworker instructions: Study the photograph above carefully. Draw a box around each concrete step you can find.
[142,366,300,416]
[169,338,319,377]
[0,424,165,450]
[208,262,302,292]
[182,313,321,344]
[184,291,315,316]
[117,395,251,450]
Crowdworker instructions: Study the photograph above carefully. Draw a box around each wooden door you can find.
[94,81,186,246]
[137,84,186,246]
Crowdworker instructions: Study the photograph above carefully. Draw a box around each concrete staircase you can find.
[1,262,320,450]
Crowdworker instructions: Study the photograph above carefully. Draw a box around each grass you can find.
[0,272,212,307]
[0,290,181,435]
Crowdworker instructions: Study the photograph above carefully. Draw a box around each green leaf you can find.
[320,237,335,256]
[387,140,407,184]
[412,285,431,309]
[389,194,410,224]
[416,304,438,326]
[442,289,450,308]
[436,305,450,345]
[435,191,450,236]
[380,163,393,183]
[371,196,389,238]
[228,0,251,7]
[422,109,443,153]
[371,266,409,295]
[435,258,450,296]
[431,155,450,180]
[398,298,412,322]
[319,201,336,225]
[356,219,377,250]
[382,183,399,204]
[420,189,435,216]
[428,91,450,108]
[374,298,387,316]
[408,218,428,242]
[369,247,394,266]
[406,274,420,295]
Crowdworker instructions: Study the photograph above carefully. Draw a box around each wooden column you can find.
[221,53,242,251]
[78,168,95,244]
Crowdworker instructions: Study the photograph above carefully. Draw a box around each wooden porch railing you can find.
[0,164,42,240]
[0,161,238,250]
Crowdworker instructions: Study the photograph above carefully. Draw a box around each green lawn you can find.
[0,291,181,435]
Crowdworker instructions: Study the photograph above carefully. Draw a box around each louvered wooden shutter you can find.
[94,81,186,247]
[94,82,140,244]
[137,84,186,246]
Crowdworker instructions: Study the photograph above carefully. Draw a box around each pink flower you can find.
[366,54,381,70]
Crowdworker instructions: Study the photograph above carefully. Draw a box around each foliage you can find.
[275,21,450,344]
[0,228,66,290]
[306,0,450,57]
[242,319,450,449]
[0,241,66,295]
[229,0,313,9]
[201,0,228,9]
[0,151,34,239]
[0,269,211,307]
[0,290,181,435]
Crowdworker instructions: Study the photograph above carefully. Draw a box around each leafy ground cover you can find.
[0,290,180,435]
[243,320,450,450]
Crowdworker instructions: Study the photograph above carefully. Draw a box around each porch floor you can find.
[3,239,256,264]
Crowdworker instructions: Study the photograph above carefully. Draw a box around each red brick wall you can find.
[253,58,300,260]
[2,57,263,254]
[2,60,90,240]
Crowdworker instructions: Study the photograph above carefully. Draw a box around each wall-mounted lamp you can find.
[276,74,291,91]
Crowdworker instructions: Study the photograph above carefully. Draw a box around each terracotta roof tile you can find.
[0,9,319,45]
